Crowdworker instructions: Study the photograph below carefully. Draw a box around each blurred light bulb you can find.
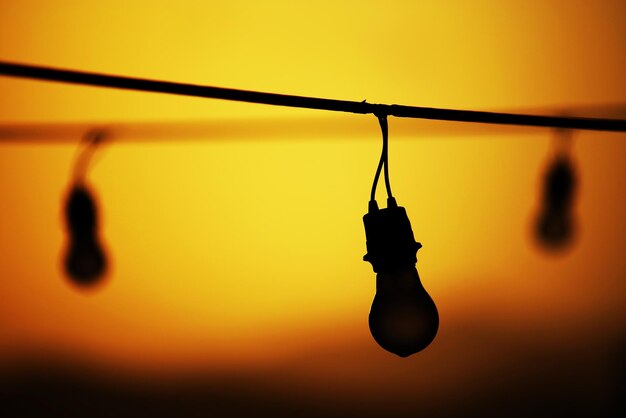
[535,155,577,250]
[64,185,107,285]
[363,199,439,357]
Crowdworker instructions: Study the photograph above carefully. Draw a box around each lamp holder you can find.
[363,200,421,274]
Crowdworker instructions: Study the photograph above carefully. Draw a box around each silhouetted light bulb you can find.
[64,185,107,285]
[363,198,439,357]
[535,155,577,249]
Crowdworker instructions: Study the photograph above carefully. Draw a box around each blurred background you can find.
[0,1,625,417]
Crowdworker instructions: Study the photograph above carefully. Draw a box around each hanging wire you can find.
[370,128,386,203]
[72,129,107,184]
[379,114,393,200]
[370,114,394,203]
[1,61,625,132]
[553,127,573,156]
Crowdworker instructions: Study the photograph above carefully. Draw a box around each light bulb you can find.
[64,185,107,285]
[363,199,439,357]
[535,155,576,249]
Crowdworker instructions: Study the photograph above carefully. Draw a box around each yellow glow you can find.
[0,1,625,411]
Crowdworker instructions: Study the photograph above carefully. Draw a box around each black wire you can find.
[72,130,107,184]
[370,114,394,203]
[370,135,385,202]
[1,61,626,132]
[379,115,393,199]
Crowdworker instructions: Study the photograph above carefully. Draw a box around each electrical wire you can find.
[370,114,394,203]
[379,115,393,200]
[1,61,626,132]
[72,130,107,184]
[370,132,385,203]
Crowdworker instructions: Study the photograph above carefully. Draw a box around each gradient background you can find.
[0,1,625,417]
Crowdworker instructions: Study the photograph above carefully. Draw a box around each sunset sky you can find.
[1,1,625,416]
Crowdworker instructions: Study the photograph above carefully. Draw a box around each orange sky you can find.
[0,1,625,416]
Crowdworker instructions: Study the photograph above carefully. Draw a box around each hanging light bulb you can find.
[364,198,439,357]
[64,184,107,284]
[535,156,576,246]
[534,129,577,250]
[62,130,109,286]
[363,114,438,357]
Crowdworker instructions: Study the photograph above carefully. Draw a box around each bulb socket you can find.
[363,204,421,273]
